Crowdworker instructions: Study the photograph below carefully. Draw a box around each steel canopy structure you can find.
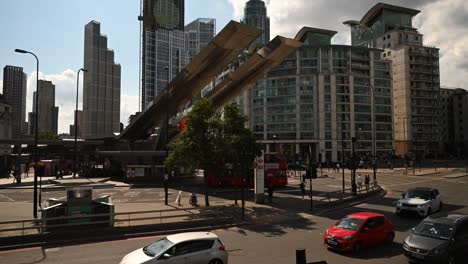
[206,36,302,109]
[119,21,303,142]
[119,21,262,141]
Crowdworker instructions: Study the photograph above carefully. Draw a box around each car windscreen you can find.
[143,238,174,257]
[406,190,431,200]
[336,217,363,231]
[413,221,453,240]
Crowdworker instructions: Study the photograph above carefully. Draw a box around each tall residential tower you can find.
[28,80,59,134]
[243,0,270,46]
[139,0,187,110]
[349,3,440,157]
[2,66,26,137]
[83,20,121,139]
[185,18,216,63]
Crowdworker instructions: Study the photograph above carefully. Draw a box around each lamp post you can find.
[15,48,39,219]
[74,68,87,179]
[370,84,377,183]
[341,113,345,193]
[272,134,279,152]
[164,66,170,206]
[403,116,408,174]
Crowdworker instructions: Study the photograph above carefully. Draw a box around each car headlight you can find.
[325,229,329,236]
[403,242,409,250]
[396,201,402,207]
[343,235,354,241]
[417,203,427,208]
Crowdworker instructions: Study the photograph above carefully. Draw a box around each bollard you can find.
[296,248,306,264]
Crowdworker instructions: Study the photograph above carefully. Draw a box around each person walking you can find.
[267,182,274,204]
[357,173,363,191]
[300,181,306,199]
[189,192,198,207]
[364,174,370,190]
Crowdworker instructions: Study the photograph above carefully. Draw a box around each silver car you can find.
[120,232,228,264]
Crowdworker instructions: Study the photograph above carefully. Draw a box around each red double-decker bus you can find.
[264,152,288,186]
[207,152,288,187]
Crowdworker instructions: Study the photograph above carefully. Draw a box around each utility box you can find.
[41,187,114,231]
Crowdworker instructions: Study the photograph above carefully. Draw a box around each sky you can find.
[1,0,467,134]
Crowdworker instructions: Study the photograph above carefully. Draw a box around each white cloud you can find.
[226,0,468,88]
[26,70,138,134]
[0,81,3,94]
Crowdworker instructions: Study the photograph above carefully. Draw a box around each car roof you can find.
[407,187,437,192]
[346,212,384,219]
[166,232,218,244]
[426,213,468,225]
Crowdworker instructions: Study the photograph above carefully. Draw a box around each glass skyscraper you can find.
[243,0,270,46]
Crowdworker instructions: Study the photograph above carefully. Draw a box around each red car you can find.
[323,212,394,253]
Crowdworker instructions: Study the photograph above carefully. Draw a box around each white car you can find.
[120,232,228,264]
[395,187,442,217]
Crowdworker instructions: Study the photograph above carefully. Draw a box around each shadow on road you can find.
[328,241,404,260]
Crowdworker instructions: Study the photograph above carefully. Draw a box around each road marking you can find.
[45,247,61,252]
[0,194,15,202]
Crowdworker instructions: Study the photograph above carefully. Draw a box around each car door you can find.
[452,220,468,260]
[157,241,193,264]
[359,218,379,247]
[430,190,439,211]
[187,239,216,264]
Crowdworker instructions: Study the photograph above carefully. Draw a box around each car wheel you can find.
[385,232,395,244]
[209,259,224,264]
[353,242,362,254]
[447,254,456,264]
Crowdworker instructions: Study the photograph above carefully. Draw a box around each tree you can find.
[38,130,59,140]
[165,98,223,206]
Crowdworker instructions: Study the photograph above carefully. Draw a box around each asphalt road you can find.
[1,172,468,264]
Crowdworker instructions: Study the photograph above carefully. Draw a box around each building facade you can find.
[243,0,270,46]
[250,27,393,163]
[69,110,83,138]
[139,0,187,110]
[83,20,121,139]
[2,66,26,138]
[350,3,440,158]
[185,18,216,63]
[440,88,468,158]
[29,80,59,135]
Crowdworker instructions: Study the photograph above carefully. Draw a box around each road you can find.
[1,172,467,264]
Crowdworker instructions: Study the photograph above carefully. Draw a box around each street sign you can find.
[255,151,265,204]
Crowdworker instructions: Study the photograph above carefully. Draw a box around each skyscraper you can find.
[185,18,216,63]
[2,66,26,138]
[28,80,59,135]
[83,20,121,139]
[350,3,440,157]
[243,0,270,46]
[139,0,187,110]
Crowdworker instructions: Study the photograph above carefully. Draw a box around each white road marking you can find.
[45,247,61,252]
[0,193,14,201]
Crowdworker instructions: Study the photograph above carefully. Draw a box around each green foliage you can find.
[37,130,59,140]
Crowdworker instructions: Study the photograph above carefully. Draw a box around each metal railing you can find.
[319,183,381,204]
[0,206,237,239]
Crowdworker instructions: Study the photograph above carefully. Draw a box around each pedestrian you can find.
[300,181,305,199]
[336,163,340,172]
[364,174,370,190]
[189,192,198,207]
[267,182,274,204]
[357,173,363,190]
[175,190,182,206]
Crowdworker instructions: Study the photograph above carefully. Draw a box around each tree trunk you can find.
[203,169,210,206]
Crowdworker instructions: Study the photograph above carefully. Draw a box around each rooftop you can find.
[167,232,218,244]
[361,3,420,26]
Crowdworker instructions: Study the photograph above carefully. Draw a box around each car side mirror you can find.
[401,193,406,198]
[160,253,172,260]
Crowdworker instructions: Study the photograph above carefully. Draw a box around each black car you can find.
[403,213,468,264]
[287,163,307,171]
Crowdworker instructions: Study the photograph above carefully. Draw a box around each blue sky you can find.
[0,0,234,95]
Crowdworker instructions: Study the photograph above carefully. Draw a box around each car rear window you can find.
[190,239,215,252]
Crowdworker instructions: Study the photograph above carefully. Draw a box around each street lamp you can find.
[164,66,169,206]
[15,48,39,219]
[369,84,377,183]
[74,68,87,179]
[403,116,408,174]
[272,134,279,152]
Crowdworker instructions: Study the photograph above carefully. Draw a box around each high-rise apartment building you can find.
[250,27,393,163]
[350,3,440,157]
[69,110,83,137]
[83,20,121,139]
[185,18,216,63]
[2,66,26,138]
[139,0,187,110]
[440,88,468,157]
[243,0,270,46]
[29,80,59,134]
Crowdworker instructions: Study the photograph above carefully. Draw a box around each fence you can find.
[0,206,238,239]
[319,184,381,204]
